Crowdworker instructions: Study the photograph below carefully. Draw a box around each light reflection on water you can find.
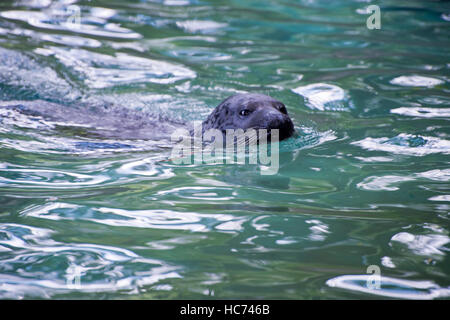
[326,275,450,300]
[0,223,181,299]
[0,0,449,299]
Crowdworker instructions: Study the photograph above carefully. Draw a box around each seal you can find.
[203,93,295,141]
[0,93,295,143]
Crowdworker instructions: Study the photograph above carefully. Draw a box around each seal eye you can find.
[239,109,251,116]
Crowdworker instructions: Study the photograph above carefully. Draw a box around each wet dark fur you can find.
[202,93,294,141]
[0,93,295,142]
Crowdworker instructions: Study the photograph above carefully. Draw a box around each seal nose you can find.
[265,111,294,141]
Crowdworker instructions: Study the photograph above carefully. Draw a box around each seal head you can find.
[202,93,295,141]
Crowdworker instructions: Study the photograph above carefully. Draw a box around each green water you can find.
[0,0,449,299]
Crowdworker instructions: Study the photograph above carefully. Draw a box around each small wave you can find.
[381,256,396,269]
[176,20,228,34]
[40,34,102,47]
[116,158,174,178]
[292,83,352,111]
[352,133,450,156]
[0,165,109,188]
[0,6,142,39]
[357,168,450,191]
[305,219,330,241]
[0,47,79,101]
[47,47,196,88]
[389,222,449,257]
[390,75,444,87]
[0,135,166,155]
[282,126,337,151]
[156,186,235,201]
[387,223,449,262]
[21,202,245,233]
[0,223,181,299]
[164,0,193,5]
[428,195,450,201]
[391,232,449,256]
[326,274,450,299]
[391,107,450,118]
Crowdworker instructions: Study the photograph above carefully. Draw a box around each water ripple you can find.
[357,168,450,191]
[390,224,450,257]
[390,106,450,118]
[352,133,450,156]
[21,202,245,232]
[0,166,109,188]
[176,20,228,34]
[390,75,444,87]
[391,232,449,256]
[0,0,449,300]
[116,158,174,178]
[292,83,353,111]
[0,7,142,39]
[48,47,196,88]
[326,275,450,299]
[305,219,330,241]
[0,223,181,299]
[40,34,102,47]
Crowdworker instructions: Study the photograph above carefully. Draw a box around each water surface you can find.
[0,0,449,299]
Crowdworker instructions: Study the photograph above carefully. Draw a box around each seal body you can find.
[0,93,295,143]
[202,93,295,141]
[0,100,183,141]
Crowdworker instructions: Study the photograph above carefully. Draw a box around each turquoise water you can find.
[0,0,449,299]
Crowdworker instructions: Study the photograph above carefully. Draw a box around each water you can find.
[0,0,449,299]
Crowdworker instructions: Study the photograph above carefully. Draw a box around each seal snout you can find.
[263,110,295,141]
